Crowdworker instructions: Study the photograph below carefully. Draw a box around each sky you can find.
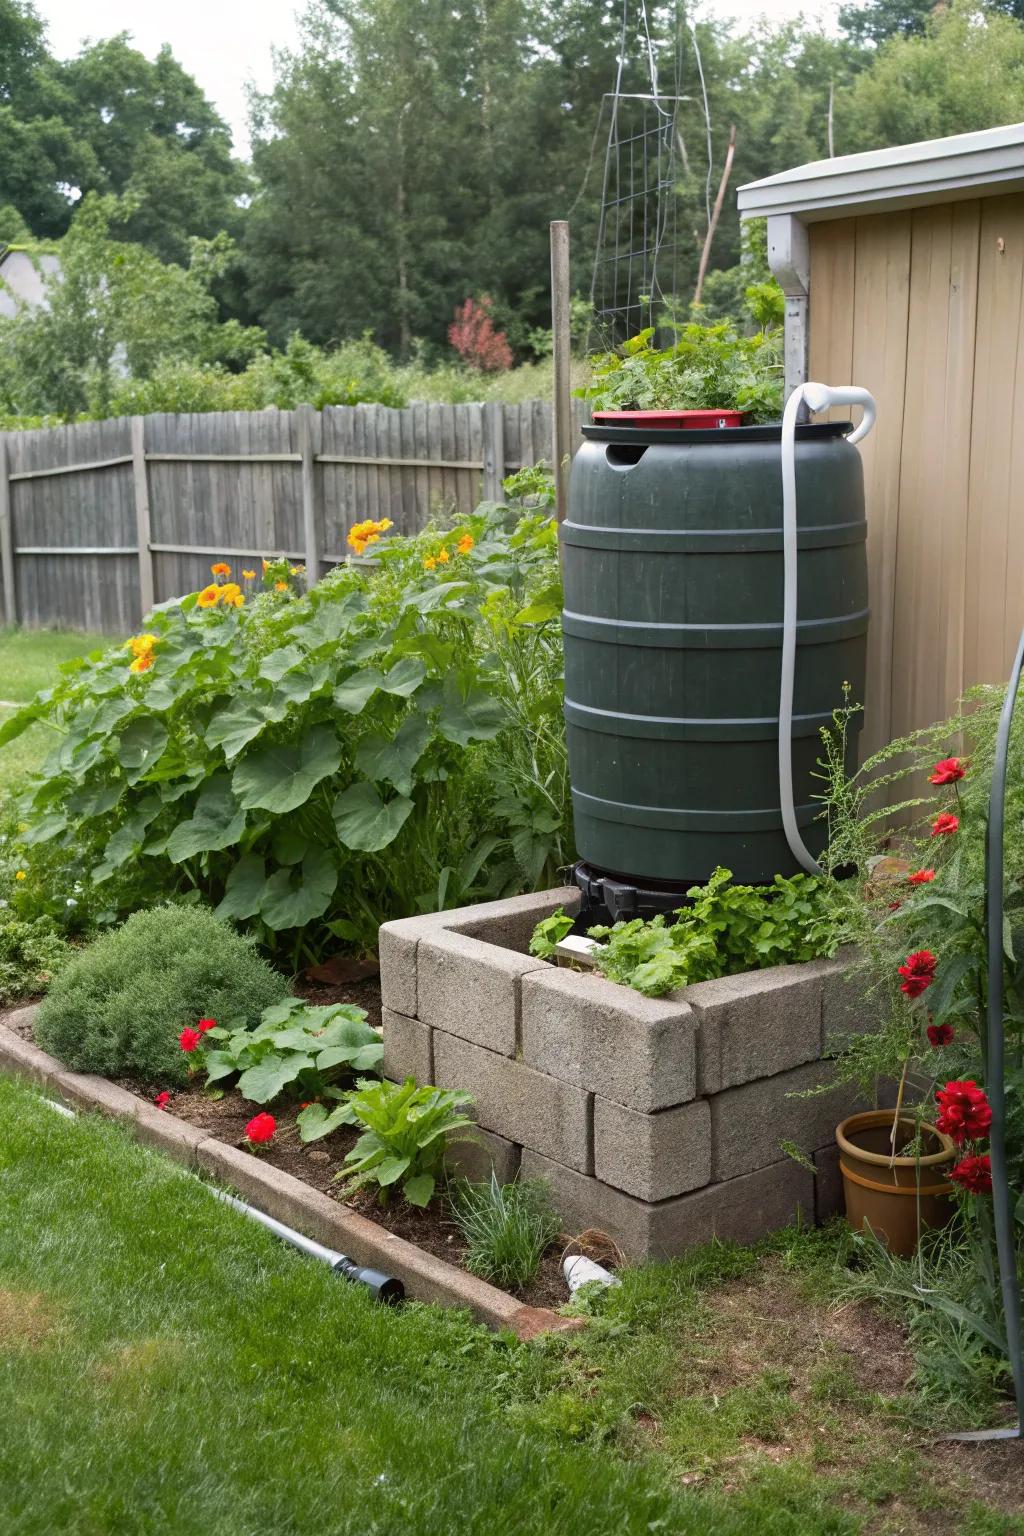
[37,0,844,155]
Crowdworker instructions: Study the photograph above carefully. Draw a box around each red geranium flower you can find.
[197,1017,216,1035]
[154,1090,171,1110]
[926,1022,955,1048]
[244,1112,276,1145]
[935,1080,992,1144]
[178,1027,201,1053]
[931,812,959,837]
[897,949,937,998]
[949,1153,992,1194]
[929,757,966,785]
[908,869,936,885]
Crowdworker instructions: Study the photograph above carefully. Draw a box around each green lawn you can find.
[0,627,109,792]
[1,1077,1020,1536]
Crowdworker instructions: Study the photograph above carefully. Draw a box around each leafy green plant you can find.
[582,319,782,422]
[199,996,382,1105]
[34,905,288,1085]
[450,1172,562,1291]
[529,907,575,959]
[569,866,836,997]
[0,912,70,1003]
[3,481,571,960]
[304,1077,474,1208]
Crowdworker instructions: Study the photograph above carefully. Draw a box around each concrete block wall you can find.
[379,888,872,1260]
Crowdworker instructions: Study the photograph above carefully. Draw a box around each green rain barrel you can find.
[562,421,868,885]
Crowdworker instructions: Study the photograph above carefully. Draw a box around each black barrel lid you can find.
[581,420,854,446]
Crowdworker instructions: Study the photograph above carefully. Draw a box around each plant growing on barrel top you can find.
[0,479,570,959]
[582,317,782,421]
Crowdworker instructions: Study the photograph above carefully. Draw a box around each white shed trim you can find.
[737,121,1024,222]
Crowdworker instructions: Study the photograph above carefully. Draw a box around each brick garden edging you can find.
[380,888,878,1260]
[0,1009,584,1342]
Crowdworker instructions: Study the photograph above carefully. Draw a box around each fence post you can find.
[298,405,321,582]
[482,401,505,502]
[550,219,572,524]
[131,416,155,621]
[0,437,16,627]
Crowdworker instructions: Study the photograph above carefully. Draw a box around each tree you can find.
[839,0,1024,47]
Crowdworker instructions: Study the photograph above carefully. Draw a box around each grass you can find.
[451,1173,561,1290]
[1,1076,1021,1535]
[0,626,109,792]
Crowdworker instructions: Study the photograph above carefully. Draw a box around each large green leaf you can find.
[381,656,427,697]
[0,701,45,748]
[93,795,163,881]
[206,692,285,761]
[258,845,338,931]
[273,663,330,707]
[436,680,506,747]
[166,775,246,863]
[259,645,306,682]
[406,580,473,614]
[332,782,414,852]
[333,668,384,714]
[116,717,170,783]
[215,854,266,921]
[232,726,341,814]
[237,1053,314,1105]
[354,713,430,796]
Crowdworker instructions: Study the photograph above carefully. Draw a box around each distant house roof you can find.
[737,121,1024,222]
[0,246,61,319]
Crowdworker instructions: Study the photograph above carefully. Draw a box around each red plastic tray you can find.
[592,409,745,429]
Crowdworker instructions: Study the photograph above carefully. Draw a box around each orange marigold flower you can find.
[242,569,256,581]
[211,562,231,578]
[437,547,450,563]
[423,555,437,570]
[261,558,270,572]
[457,533,474,554]
[275,580,288,592]
[126,632,158,658]
[129,653,154,673]
[197,583,221,609]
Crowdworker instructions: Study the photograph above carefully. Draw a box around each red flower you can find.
[154,1090,171,1110]
[931,813,959,837]
[949,1153,992,1195]
[897,949,937,998]
[197,1017,216,1035]
[929,757,966,786]
[908,869,936,885]
[935,1080,992,1144]
[178,1027,201,1053]
[244,1112,276,1145]
[927,1022,955,1048]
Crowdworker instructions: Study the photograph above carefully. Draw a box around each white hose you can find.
[779,382,876,875]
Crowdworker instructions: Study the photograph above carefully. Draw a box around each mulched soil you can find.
[8,972,572,1311]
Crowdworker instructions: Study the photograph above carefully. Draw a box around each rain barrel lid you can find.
[592,408,745,429]
[582,420,853,445]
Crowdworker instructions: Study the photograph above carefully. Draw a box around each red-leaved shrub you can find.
[448,296,513,372]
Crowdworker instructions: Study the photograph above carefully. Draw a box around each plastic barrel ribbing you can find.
[562,421,868,885]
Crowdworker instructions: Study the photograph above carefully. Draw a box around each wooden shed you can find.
[738,123,1024,754]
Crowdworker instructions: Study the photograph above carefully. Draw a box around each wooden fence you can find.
[0,399,588,633]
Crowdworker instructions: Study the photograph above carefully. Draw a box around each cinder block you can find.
[521,1149,813,1261]
[446,885,581,954]
[819,951,884,1052]
[378,915,430,1017]
[813,1141,845,1223]
[382,1008,433,1085]
[433,1031,592,1174]
[594,1096,711,1201]
[417,929,548,1056]
[445,1126,521,1186]
[521,968,697,1111]
[709,1060,862,1181]
[682,961,825,1095]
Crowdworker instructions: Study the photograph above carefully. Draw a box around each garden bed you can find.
[0,1007,585,1338]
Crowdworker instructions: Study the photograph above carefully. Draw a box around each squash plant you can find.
[200,997,383,1104]
[1,490,570,959]
[582,319,782,422]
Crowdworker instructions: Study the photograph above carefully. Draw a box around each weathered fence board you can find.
[0,399,587,632]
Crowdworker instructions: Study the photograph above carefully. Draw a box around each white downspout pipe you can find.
[778,382,877,875]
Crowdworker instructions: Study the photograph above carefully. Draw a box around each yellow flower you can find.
[423,555,437,571]
[261,559,270,573]
[14,870,25,881]
[242,569,256,581]
[127,632,158,658]
[437,547,450,564]
[290,565,304,576]
[347,517,393,553]
[457,533,474,555]
[129,653,154,673]
[275,580,288,592]
[211,562,231,578]
[197,583,221,609]
[219,582,242,602]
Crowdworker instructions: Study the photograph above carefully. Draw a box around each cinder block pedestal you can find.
[379,889,873,1260]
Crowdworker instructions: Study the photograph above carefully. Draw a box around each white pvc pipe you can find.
[778,383,876,875]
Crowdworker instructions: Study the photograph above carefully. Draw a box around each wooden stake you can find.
[693,125,737,308]
[550,220,572,524]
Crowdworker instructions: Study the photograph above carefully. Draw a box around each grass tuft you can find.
[450,1172,561,1291]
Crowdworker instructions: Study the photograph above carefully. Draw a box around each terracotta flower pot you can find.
[836,1109,957,1258]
